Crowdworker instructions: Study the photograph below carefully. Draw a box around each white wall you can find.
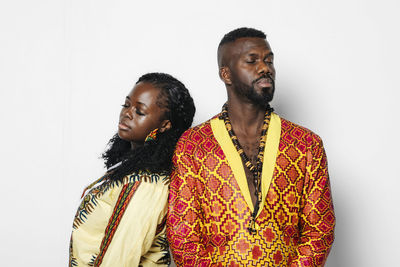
[1,0,399,266]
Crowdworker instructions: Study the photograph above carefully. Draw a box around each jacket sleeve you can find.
[289,138,335,266]
[167,137,213,267]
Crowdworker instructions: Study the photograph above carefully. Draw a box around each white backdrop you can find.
[1,0,399,266]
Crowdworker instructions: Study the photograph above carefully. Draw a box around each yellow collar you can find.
[210,113,281,217]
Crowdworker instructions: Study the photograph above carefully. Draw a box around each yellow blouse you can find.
[69,172,170,266]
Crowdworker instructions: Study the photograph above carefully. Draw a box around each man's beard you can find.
[235,74,275,108]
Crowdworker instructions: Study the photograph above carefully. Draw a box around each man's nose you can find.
[257,61,270,74]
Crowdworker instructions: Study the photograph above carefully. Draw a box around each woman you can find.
[69,73,195,266]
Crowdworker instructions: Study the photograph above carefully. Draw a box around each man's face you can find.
[223,37,276,107]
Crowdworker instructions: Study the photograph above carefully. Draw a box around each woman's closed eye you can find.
[136,109,145,116]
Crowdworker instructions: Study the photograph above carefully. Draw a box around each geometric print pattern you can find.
[167,116,335,266]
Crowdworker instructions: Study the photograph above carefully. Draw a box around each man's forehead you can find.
[224,37,271,57]
[235,37,270,52]
[218,37,272,66]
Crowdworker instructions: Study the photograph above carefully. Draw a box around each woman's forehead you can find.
[128,82,162,108]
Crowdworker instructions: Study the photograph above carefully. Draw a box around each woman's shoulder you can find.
[122,170,169,185]
[79,170,168,205]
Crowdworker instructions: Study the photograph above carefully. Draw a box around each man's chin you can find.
[258,99,273,109]
[249,89,274,107]
[262,86,274,98]
[249,95,273,108]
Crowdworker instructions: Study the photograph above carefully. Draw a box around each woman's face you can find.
[118,82,170,148]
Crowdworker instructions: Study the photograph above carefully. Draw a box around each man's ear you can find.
[219,66,232,86]
[159,119,172,133]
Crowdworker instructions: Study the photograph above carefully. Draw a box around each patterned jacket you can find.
[167,113,335,266]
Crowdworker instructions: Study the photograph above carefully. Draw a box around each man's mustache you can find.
[252,73,274,85]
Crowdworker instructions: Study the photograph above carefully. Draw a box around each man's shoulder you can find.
[279,115,323,146]
[179,115,219,143]
[174,115,221,155]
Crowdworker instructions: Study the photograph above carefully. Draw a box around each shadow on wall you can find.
[272,83,311,126]
[324,166,359,267]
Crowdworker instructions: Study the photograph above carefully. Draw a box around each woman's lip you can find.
[118,122,130,130]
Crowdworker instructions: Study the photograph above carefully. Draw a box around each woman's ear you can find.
[219,66,232,85]
[158,119,172,133]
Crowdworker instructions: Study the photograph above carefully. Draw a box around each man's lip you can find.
[256,77,272,86]
[118,122,130,130]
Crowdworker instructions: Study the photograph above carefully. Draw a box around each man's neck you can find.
[226,97,266,137]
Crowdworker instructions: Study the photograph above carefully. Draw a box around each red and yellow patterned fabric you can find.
[167,113,335,266]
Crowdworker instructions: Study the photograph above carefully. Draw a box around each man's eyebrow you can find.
[262,52,274,57]
[126,96,130,100]
[246,52,274,57]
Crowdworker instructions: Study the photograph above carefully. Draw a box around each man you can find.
[167,27,335,266]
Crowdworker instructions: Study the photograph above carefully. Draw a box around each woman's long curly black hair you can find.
[102,73,195,181]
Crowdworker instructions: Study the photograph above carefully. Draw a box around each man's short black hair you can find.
[218,27,266,48]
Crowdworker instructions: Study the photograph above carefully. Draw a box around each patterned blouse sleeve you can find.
[140,200,170,266]
[289,137,335,266]
[167,136,213,267]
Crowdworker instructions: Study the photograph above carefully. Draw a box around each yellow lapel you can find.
[210,113,281,216]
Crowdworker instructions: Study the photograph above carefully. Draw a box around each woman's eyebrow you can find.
[135,101,148,108]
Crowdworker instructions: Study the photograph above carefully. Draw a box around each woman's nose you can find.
[124,107,134,119]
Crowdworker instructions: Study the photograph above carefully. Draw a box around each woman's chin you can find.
[117,130,130,141]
